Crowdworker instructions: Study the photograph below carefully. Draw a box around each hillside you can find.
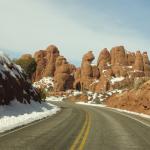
[0,51,41,104]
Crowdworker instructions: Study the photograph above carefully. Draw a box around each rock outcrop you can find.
[28,44,150,115]
[31,44,150,94]
[134,51,144,71]
[0,52,41,105]
[74,51,99,91]
[110,46,128,66]
[54,56,75,91]
[73,46,150,93]
[127,52,135,66]
[97,48,111,72]
[143,52,150,76]
[106,78,150,115]
[33,45,59,81]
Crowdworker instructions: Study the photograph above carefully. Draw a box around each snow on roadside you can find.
[72,91,83,96]
[76,102,150,119]
[0,100,60,133]
[46,96,65,101]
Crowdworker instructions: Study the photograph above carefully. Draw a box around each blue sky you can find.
[0,0,150,65]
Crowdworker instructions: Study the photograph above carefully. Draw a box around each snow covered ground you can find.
[46,96,65,101]
[110,77,125,84]
[33,77,54,92]
[76,102,150,119]
[0,100,60,133]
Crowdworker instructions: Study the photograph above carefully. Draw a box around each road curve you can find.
[0,102,150,150]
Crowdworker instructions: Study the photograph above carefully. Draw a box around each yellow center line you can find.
[78,114,91,150]
[70,111,91,150]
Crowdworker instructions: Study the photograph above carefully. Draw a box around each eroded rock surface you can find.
[33,45,59,81]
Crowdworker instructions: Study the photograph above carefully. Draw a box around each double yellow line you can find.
[70,111,91,150]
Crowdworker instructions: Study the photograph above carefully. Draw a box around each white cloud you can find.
[0,0,150,65]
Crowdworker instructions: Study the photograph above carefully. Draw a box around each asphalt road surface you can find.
[0,101,150,150]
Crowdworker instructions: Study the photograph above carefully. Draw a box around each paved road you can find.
[0,102,150,150]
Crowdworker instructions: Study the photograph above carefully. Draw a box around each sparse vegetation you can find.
[14,58,37,79]
[38,88,47,101]
[134,77,150,89]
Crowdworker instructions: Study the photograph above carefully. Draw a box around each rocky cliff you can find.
[30,45,150,93]
[0,52,41,105]
[73,46,150,93]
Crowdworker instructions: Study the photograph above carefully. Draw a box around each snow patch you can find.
[0,51,11,65]
[127,66,133,69]
[46,96,65,101]
[72,91,82,96]
[91,63,96,66]
[0,55,24,80]
[33,77,54,91]
[110,77,125,84]
[90,79,99,86]
[102,70,107,73]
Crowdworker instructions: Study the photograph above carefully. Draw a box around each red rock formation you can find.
[127,52,135,66]
[54,56,75,91]
[33,45,59,81]
[73,68,81,90]
[92,65,100,79]
[134,51,144,71]
[34,50,47,81]
[97,48,111,71]
[143,52,150,76]
[31,44,150,95]
[44,45,59,77]
[93,76,110,93]
[106,79,150,115]
[81,51,95,77]
[110,46,128,66]
[80,51,95,90]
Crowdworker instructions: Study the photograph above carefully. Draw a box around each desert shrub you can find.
[134,77,150,89]
[15,58,36,79]
[38,88,47,101]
